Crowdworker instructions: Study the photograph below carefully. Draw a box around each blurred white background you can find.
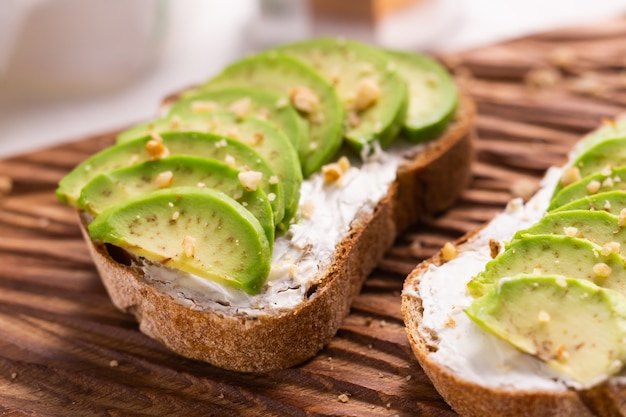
[0,0,625,158]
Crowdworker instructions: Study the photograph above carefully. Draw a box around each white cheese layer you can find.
[142,142,419,316]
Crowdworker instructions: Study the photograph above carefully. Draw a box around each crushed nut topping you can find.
[153,171,174,188]
[563,226,578,237]
[601,241,621,256]
[238,170,263,191]
[268,175,279,185]
[182,235,196,258]
[145,137,170,160]
[593,262,612,278]
[289,86,320,114]
[168,115,182,129]
[441,242,458,262]
[555,344,570,362]
[247,132,264,147]
[301,200,315,219]
[560,166,581,187]
[321,156,351,184]
[224,155,236,167]
[619,208,626,228]
[586,180,601,194]
[489,239,502,259]
[228,97,251,120]
[353,78,381,111]
[525,66,561,89]
[337,393,350,403]
[510,178,536,200]
[537,310,551,323]
[190,100,218,113]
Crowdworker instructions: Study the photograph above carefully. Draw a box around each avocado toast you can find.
[58,37,475,372]
[402,120,626,416]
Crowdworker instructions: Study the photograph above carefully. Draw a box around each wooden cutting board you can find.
[2,17,626,416]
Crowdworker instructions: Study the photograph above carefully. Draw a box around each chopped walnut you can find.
[337,393,350,403]
[560,166,581,187]
[586,180,601,195]
[228,97,251,120]
[593,262,612,279]
[619,209,626,228]
[182,235,196,258]
[238,170,263,191]
[153,171,174,188]
[190,100,218,113]
[168,115,182,129]
[289,86,320,114]
[510,178,536,200]
[247,132,264,147]
[489,239,502,259]
[601,241,620,256]
[537,310,550,323]
[525,66,561,89]
[322,156,351,184]
[353,78,381,111]
[563,227,578,238]
[555,344,570,362]
[440,242,458,262]
[145,138,170,160]
[570,73,607,98]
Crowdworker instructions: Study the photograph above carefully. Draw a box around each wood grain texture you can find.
[1,17,626,416]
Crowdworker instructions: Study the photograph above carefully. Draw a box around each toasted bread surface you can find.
[80,95,475,373]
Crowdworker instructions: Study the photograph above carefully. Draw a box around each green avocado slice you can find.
[550,190,626,215]
[386,50,458,143]
[466,274,626,386]
[115,111,301,229]
[467,234,626,299]
[78,155,275,244]
[56,131,285,225]
[554,137,626,196]
[167,86,307,169]
[88,187,271,294]
[512,210,626,249]
[199,53,344,176]
[277,37,408,152]
[549,166,626,211]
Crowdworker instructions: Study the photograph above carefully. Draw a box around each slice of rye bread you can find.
[401,194,626,415]
[79,94,475,373]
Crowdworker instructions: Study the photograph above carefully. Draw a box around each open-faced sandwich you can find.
[403,120,626,416]
[56,38,475,372]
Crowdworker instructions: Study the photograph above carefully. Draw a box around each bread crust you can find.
[80,95,475,373]
[401,208,626,416]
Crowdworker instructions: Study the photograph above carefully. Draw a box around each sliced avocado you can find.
[555,138,626,195]
[278,37,408,152]
[78,155,275,244]
[466,275,626,386]
[386,50,458,143]
[467,234,626,299]
[56,131,285,225]
[550,190,626,215]
[512,210,626,248]
[571,119,626,159]
[167,86,307,169]
[88,187,271,294]
[549,166,626,211]
[115,111,301,228]
[199,53,344,176]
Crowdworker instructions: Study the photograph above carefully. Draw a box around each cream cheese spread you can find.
[142,141,421,317]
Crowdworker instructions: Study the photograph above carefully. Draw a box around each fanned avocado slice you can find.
[278,37,408,152]
[555,137,626,195]
[56,131,285,225]
[512,210,626,249]
[167,86,307,169]
[199,53,344,176]
[386,50,458,143]
[550,190,626,214]
[88,187,271,294]
[466,274,626,386]
[79,155,275,244]
[115,111,301,229]
[467,234,626,299]
[549,166,626,211]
